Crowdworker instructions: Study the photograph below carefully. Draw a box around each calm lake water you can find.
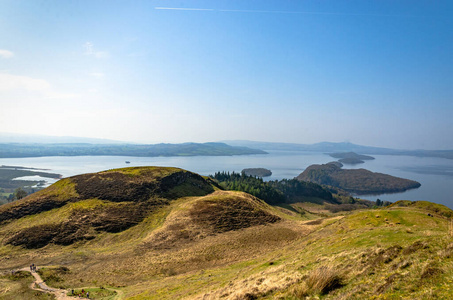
[1,150,453,208]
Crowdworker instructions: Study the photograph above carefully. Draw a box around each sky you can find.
[0,0,452,150]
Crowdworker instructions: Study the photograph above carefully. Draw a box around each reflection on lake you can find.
[1,151,453,208]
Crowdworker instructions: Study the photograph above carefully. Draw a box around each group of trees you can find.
[0,188,27,204]
[211,172,285,204]
[210,172,334,205]
[375,198,392,207]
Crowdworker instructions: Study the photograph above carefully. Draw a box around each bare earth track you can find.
[20,267,74,300]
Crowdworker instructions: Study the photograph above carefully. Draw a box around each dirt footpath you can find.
[20,267,74,300]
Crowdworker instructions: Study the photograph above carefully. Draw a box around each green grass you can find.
[68,287,117,299]
[102,166,182,178]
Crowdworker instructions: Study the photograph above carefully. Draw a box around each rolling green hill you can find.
[0,166,452,299]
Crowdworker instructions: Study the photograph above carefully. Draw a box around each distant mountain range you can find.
[1,134,452,159]
[222,140,453,160]
[0,142,266,158]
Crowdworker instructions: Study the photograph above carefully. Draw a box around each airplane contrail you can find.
[155,7,214,11]
[154,7,422,18]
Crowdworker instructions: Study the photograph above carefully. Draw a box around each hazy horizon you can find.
[1,131,452,152]
[1,1,452,150]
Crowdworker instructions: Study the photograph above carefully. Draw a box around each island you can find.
[328,151,375,165]
[296,162,421,195]
[338,157,365,164]
[241,168,272,177]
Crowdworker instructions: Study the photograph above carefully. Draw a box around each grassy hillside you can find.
[1,166,452,299]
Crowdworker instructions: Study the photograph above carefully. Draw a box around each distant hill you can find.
[223,140,453,159]
[329,152,375,165]
[338,157,365,164]
[0,142,266,158]
[329,151,375,160]
[297,162,421,195]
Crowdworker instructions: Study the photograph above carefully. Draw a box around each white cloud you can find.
[0,49,14,59]
[0,73,50,91]
[84,42,109,58]
[0,73,75,99]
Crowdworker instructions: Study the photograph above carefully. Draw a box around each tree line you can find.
[210,171,334,205]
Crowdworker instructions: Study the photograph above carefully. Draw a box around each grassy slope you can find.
[123,205,453,300]
[0,187,315,297]
[4,200,451,299]
[1,167,452,299]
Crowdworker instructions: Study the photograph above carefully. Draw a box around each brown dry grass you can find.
[292,265,345,297]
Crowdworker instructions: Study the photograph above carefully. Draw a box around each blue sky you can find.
[0,0,452,149]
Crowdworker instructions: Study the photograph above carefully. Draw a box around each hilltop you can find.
[0,167,452,299]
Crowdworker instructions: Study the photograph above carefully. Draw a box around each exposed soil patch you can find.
[361,245,403,269]
[371,245,402,265]
[421,266,443,280]
[376,273,400,294]
[402,241,428,255]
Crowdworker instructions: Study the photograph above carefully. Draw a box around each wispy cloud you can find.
[0,73,75,99]
[0,49,14,59]
[84,42,109,59]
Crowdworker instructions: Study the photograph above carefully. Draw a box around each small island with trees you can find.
[329,151,375,165]
[241,168,272,177]
[297,162,421,195]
